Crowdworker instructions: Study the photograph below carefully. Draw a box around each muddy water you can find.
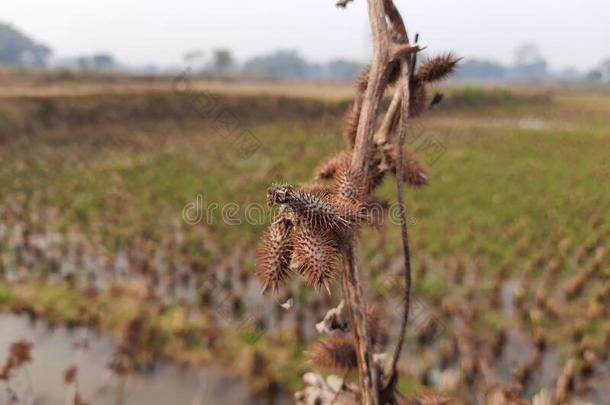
[0,314,290,405]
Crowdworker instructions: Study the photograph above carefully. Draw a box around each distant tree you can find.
[92,54,117,70]
[514,43,544,66]
[0,22,52,67]
[243,50,312,80]
[512,43,547,80]
[57,53,118,71]
[183,50,205,70]
[75,56,90,70]
[211,49,234,74]
[323,60,365,81]
[585,69,603,83]
[600,58,610,82]
[453,59,507,81]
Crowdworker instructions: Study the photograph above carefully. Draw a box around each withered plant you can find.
[63,365,90,405]
[255,0,459,403]
[0,339,34,404]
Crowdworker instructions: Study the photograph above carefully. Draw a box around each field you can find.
[0,72,609,404]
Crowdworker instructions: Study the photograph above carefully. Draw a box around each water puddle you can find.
[0,314,290,405]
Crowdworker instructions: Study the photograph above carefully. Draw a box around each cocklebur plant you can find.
[255,1,459,403]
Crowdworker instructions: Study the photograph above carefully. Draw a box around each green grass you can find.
[0,284,13,305]
[2,88,607,257]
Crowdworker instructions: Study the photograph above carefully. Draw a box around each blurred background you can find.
[0,1,608,404]
[0,0,609,81]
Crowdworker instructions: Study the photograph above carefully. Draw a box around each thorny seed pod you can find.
[388,146,429,187]
[293,224,340,294]
[267,184,354,231]
[405,154,429,186]
[429,92,444,110]
[366,156,388,193]
[310,337,358,372]
[354,61,400,94]
[363,197,389,228]
[298,183,335,198]
[416,53,460,83]
[256,212,295,294]
[334,163,366,204]
[266,183,292,207]
[331,169,368,229]
[342,103,360,149]
[314,151,351,180]
[409,78,428,118]
[355,65,371,94]
[355,62,400,95]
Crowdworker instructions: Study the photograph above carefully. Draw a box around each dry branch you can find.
[260,1,458,403]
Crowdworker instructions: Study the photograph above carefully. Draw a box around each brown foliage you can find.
[293,224,341,294]
[416,53,460,83]
[314,151,351,180]
[387,147,429,187]
[343,102,360,148]
[409,79,428,118]
[0,339,33,381]
[256,213,294,294]
[310,337,358,371]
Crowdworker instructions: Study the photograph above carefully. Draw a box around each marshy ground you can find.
[0,72,608,403]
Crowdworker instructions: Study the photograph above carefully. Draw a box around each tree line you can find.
[1,22,609,84]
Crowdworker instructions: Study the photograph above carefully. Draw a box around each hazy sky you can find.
[1,0,608,70]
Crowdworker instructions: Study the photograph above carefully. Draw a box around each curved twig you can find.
[387,31,419,391]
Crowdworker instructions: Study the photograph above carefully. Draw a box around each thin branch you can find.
[339,0,424,402]
[390,43,426,61]
[387,31,419,391]
[373,86,403,148]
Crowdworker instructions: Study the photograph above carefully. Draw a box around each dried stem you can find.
[341,0,396,403]
[373,86,403,148]
[350,0,391,175]
[387,58,415,391]
[341,243,378,404]
[382,0,416,393]
[343,0,419,403]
